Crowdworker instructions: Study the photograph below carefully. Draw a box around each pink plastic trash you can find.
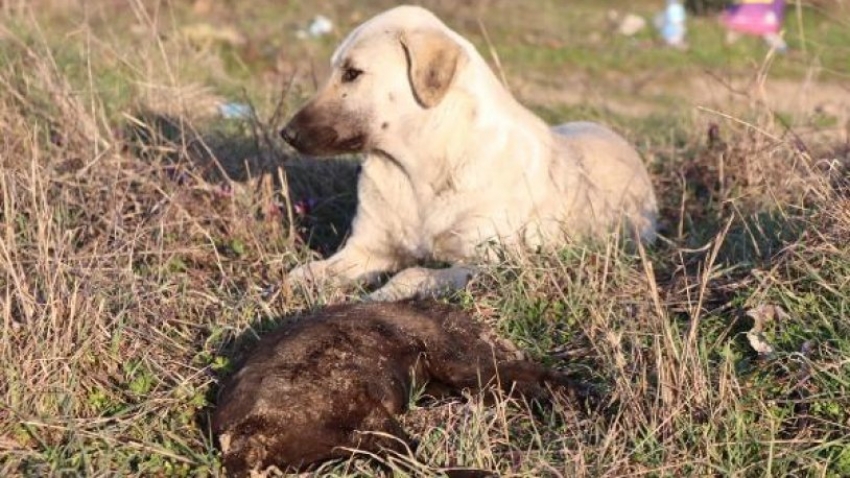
[721,0,786,35]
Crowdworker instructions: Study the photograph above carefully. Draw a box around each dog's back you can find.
[552,122,658,243]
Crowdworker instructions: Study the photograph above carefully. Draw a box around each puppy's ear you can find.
[400,30,462,108]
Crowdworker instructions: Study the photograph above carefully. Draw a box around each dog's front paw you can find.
[366,266,476,302]
[364,267,435,302]
[365,283,417,302]
[287,262,325,288]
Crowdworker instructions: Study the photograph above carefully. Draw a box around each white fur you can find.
[285,6,658,301]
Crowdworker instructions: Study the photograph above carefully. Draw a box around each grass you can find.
[2,0,850,476]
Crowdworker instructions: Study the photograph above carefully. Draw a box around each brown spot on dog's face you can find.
[281,26,435,157]
[280,54,378,156]
[280,98,369,156]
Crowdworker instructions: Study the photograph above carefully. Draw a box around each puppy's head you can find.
[280,6,466,156]
[216,428,268,477]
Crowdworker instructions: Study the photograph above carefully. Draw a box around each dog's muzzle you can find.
[281,111,366,156]
[279,125,300,148]
[280,122,341,155]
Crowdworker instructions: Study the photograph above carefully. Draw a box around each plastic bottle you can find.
[660,0,687,48]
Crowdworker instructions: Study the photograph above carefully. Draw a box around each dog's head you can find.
[280,6,467,156]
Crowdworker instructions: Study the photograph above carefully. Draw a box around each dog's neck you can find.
[370,95,476,200]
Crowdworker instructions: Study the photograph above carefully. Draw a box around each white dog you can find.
[281,5,657,301]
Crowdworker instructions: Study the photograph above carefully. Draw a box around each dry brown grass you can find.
[2,1,850,476]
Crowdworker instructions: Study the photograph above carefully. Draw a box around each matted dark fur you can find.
[213,300,578,476]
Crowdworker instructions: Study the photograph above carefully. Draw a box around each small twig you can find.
[476,18,509,91]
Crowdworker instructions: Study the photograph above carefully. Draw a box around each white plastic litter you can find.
[298,15,334,39]
[656,0,687,48]
[618,13,647,37]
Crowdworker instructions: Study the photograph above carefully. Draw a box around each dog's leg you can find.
[365,265,477,302]
[288,244,397,289]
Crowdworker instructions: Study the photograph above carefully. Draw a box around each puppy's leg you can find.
[429,356,581,401]
[352,404,412,456]
[288,243,397,289]
[365,265,477,302]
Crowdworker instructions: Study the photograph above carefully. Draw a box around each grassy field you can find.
[2,0,850,476]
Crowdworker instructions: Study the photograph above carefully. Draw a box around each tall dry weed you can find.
[2,2,850,476]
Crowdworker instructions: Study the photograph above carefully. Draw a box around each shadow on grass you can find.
[123,110,360,255]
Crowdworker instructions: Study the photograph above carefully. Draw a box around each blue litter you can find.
[219,102,252,119]
[656,0,687,48]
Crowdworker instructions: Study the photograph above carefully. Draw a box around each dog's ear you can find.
[400,30,462,108]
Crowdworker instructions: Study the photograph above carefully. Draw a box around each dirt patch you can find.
[686,74,850,140]
[516,68,850,143]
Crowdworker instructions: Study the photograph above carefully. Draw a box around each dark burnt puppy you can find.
[213,300,576,476]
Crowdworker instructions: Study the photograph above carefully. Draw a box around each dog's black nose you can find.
[280,126,298,146]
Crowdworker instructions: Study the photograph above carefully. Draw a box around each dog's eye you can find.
[341,67,364,83]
